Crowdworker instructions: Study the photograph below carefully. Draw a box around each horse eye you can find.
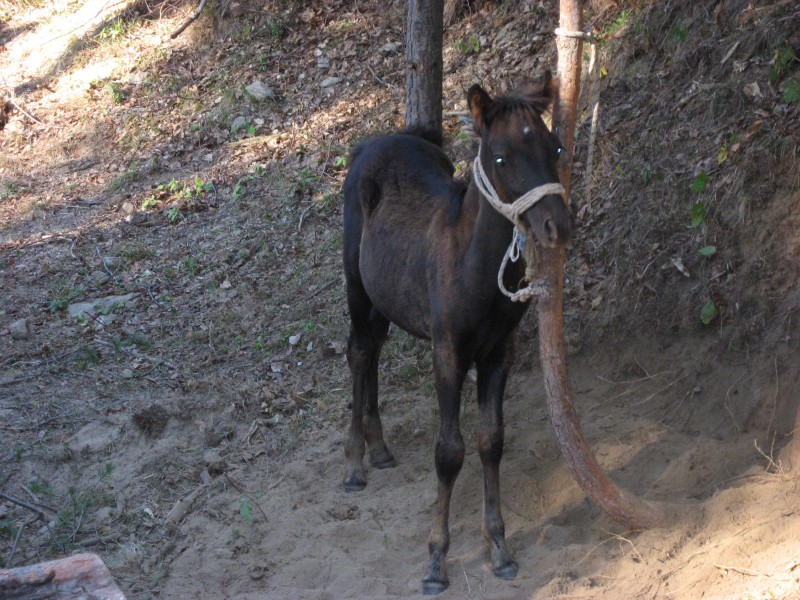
[556,146,564,155]
[494,156,506,166]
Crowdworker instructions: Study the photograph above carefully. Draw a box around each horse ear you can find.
[539,70,558,103]
[467,84,493,135]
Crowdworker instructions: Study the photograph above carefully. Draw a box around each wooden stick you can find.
[170,0,208,39]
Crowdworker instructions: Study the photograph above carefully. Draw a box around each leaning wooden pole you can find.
[539,0,673,529]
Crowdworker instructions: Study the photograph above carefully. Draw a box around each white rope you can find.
[472,146,566,302]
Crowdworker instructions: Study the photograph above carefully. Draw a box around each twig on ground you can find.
[723,372,753,432]
[93,339,178,370]
[224,474,270,522]
[367,65,397,89]
[754,437,785,476]
[170,0,208,39]
[297,205,312,231]
[95,246,120,285]
[714,564,791,581]
[574,528,644,568]
[1,492,64,566]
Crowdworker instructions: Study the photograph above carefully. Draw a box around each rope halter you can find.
[472,144,567,302]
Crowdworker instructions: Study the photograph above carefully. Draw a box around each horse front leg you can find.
[423,343,467,595]
[475,341,518,579]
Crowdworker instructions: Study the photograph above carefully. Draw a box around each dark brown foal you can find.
[342,72,572,595]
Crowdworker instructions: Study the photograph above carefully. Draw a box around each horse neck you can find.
[463,182,518,283]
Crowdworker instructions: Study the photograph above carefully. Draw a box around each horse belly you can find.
[359,227,432,339]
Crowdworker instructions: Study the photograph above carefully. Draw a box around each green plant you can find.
[167,207,182,223]
[96,18,124,42]
[110,163,138,191]
[75,345,101,370]
[690,202,707,228]
[0,181,19,202]
[690,172,709,193]
[640,163,652,184]
[298,319,317,334]
[700,299,718,325]
[28,479,55,498]
[334,155,348,168]
[453,35,480,55]
[239,497,254,524]
[232,176,253,201]
[105,81,125,104]
[180,256,198,277]
[605,9,632,38]
[193,176,213,196]
[770,41,799,83]
[142,195,159,209]
[783,79,800,104]
[698,245,716,258]
[49,288,82,312]
[238,22,254,40]
[267,17,285,39]
[95,16,136,44]
[297,167,318,192]
[670,20,688,43]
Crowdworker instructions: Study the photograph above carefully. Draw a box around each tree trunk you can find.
[538,0,676,530]
[405,0,444,143]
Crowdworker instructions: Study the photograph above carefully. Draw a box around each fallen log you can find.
[0,553,125,600]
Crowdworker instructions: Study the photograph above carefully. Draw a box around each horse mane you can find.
[486,74,557,122]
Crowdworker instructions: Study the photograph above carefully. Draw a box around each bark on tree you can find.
[405,0,444,143]
[0,553,126,600]
[539,0,677,530]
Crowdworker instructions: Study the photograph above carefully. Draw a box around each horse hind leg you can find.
[344,287,393,492]
[361,305,394,469]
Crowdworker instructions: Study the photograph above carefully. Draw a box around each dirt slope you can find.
[1,1,799,599]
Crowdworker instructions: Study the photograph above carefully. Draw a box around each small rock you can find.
[288,334,301,346]
[317,57,330,69]
[230,115,248,133]
[245,80,275,101]
[102,256,120,269]
[68,293,139,319]
[9,318,31,340]
[89,270,110,286]
[321,77,341,88]
[120,368,134,379]
[380,42,402,54]
[122,202,135,214]
[95,506,114,525]
[271,397,295,414]
[220,279,232,290]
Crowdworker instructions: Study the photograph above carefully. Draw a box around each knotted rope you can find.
[472,147,566,303]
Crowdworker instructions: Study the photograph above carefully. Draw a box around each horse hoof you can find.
[421,579,448,595]
[343,476,366,493]
[492,560,518,580]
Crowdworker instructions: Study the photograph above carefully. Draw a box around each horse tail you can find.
[403,126,443,148]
